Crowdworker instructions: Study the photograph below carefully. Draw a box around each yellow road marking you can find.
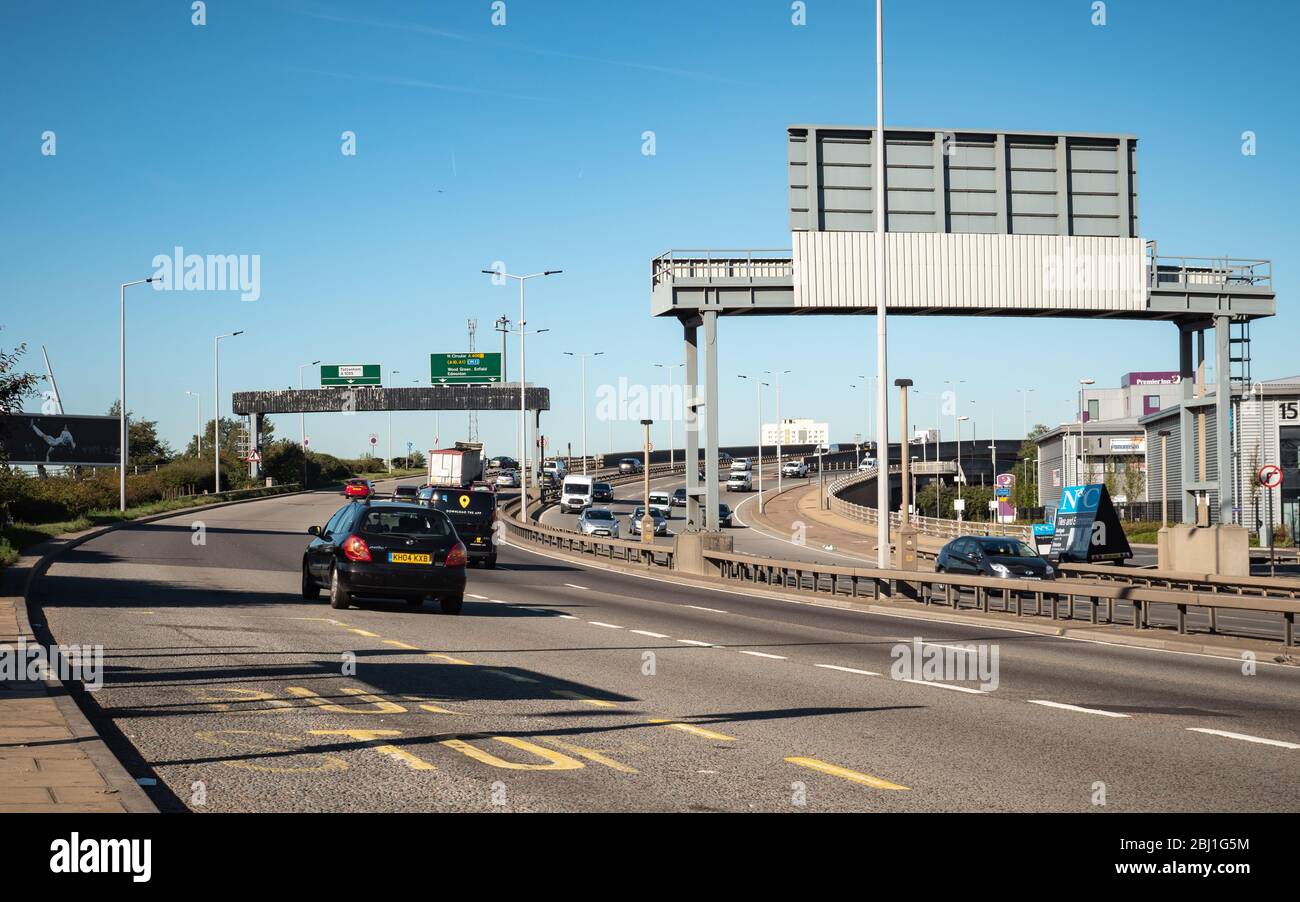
[194,730,349,773]
[647,719,735,741]
[439,736,584,771]
[307,729,436,770]
[426,652,473,665]
[542,738,639,773]
[383,639,419,650]
[347,628,380,638]
[551,690,617,708]
[785,756,910,791]
[286,686,406,714]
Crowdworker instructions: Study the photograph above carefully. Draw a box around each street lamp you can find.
[738,375,769,511]
[765,370,791,496]
[118,276,160,510]
[654,362,684,474]
[870,0,891,568]
[1017,387,1034,439]
[567,351,605,475]
[482,268,562,521]
[1078,377,1096,483]
[213,331,244,495]
[298,360,320,448]
[185,391,201,456]
[956,414,970,527]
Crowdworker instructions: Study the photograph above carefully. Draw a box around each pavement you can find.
[17,476,1300,812]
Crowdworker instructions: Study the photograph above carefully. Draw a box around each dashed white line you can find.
[630,630,671,639]
[467,594,489,600]
[739,650,788,660]
[684,605,727,614]
[488,599,509,604]
[588,621,623,629]
[1186,728,1299,750]
[899,679,987,695]
[564,583,589,591]
[1027,699,1129,718]
[815,664,881,676]
[676,639,717,647]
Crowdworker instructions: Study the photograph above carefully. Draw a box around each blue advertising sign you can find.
[1049,483,1133,563]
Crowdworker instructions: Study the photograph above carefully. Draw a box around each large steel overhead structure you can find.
[652,125,1275,535]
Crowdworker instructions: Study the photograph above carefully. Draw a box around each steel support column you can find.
[702,310,721,531]
[682,317,701,532]
[1215,314,1234,524]
[1179,326,1196,524]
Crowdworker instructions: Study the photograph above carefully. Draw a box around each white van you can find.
[648,491,672,518]
[560,475,594,513]
[730,457,752,472]
[727,471,753,492]
[544,459,568,481]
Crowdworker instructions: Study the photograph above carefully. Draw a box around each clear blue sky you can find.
[2,0,1295,460]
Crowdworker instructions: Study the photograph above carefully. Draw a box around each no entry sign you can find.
[1257,464,1283,489]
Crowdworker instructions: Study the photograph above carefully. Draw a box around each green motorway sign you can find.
[430,352,502,384]
[321,364,382,386]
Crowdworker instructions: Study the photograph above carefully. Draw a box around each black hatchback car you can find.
[935,536,1056,580]
[421,486,498,568]
[302,501,468,612]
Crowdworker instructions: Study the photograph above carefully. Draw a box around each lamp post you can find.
[956,414,970,528]
[739,375,769,512]
[298,360,320,448]
[185,391,201,456]
[1017,387,1034,440]
[639,419,655,543]
[118,276,159,510]
[565,351,604,475]
[654,362,684,474]
[1078,377,1095,483]
[1158,429,1170,526]
[482,268,562,520]
[895,379,917,569]
[871,0,891,568]
[213,331,244,495]
[766,370,791,495]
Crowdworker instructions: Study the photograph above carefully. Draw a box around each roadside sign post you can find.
[640,419,655,544]
[1258,464,1283,577]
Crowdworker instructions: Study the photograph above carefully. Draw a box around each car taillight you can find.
[342,535,371,562]
[445,542,467,567]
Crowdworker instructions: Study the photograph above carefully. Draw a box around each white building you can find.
[762,418,828,447]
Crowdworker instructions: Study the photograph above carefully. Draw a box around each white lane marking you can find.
[557,614,578,620]
[899,679,987,695]
[564,583,589,590]
[467,593,489,600]
[815,664,881,676]
[489,599,509,604]
[739,650,788,660]
[684,604,728,614]
[588,621,623,629]
[1027,699,1129,718]
[676,639,717,647]
[1185,728,1300,750]
[630,629,671,638]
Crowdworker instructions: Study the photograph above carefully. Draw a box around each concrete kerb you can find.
[6,482,341,814]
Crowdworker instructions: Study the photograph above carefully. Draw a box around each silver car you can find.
[495,469,520,487]
[628,506,669,536]
[578,507,620,537]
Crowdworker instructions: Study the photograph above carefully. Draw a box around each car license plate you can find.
[389,552,431,564]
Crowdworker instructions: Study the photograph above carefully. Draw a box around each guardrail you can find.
[1147,252,1272,290]
[651,249,794,287]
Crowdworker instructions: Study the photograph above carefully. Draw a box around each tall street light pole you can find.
[956,414,970,529]
[119,276,159,511]
[483,269,562,521]
[567,351,605,475]
[1017,387,1034,440]
[654,362,684,474]
[185,391,201,456]
[766,370,791,496]
[298,360,320,448]
[1078,377,1095,483]
[739,375,769,512]
[494,315,512,383]
[872,0,891,568]
[213,331,244,495]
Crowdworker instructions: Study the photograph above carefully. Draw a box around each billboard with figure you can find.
[0,413,121,466]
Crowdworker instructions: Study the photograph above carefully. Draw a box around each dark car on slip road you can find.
[935,535,1056,581]
[302,501,468,613]
[419,485,499,568]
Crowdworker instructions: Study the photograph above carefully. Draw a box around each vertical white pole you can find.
[119,284,127,511]
[519,277,527,520]
[874,0,890,567]
[581,355,588,475]
[757,382,764,512]
[214,336,220,494]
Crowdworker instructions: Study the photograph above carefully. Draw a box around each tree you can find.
[1122,460,1145,506]
[1,340,40,519]
[106,401,174,466]
[1010,424,1051,511]
[182,416,275,459]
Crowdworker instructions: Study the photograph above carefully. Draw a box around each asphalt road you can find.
[30,480,1300,812]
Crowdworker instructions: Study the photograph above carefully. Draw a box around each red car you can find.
[343,478,374,499]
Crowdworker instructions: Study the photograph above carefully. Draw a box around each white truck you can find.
[427,442,485,487]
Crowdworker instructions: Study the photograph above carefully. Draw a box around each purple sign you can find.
[1120,371,1181,388]
[996,472,1015,519]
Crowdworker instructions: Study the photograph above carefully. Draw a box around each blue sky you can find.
[2,0,1296,460]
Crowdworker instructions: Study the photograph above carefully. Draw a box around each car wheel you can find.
[406,596,425,607]
[301,561,321,600]
[440,593,464,615]
[329,565,352,610]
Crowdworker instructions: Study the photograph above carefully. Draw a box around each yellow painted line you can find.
[307,729,436,771]
[543,738,639,773]
[785,756,910,791]
[647,719,735,742]
[347,628,380,638]
[439,736,584,771]
[286,686,406,714]
[425,652,473,665]
[552,690,617,708]
[383,639,419,650]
